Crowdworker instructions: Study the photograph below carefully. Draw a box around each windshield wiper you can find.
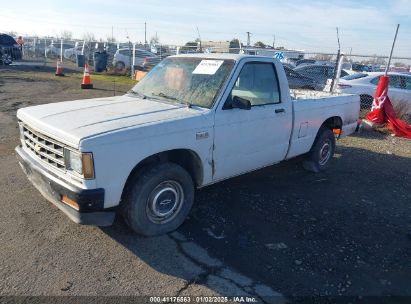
[152,92,192,108]
[128,90,147,99]
[152,92,178,101]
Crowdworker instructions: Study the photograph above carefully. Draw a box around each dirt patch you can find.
[0,70,131,117]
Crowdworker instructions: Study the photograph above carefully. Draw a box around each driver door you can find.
[212,60,292,181]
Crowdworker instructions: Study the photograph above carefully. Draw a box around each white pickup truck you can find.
[16,54,360,236]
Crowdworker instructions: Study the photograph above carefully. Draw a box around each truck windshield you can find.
[130,57,235,108]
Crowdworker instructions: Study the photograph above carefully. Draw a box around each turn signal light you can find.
[82,153,95,179]
[62,196,80,210]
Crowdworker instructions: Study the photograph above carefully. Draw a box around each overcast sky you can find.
[1,0,410,56]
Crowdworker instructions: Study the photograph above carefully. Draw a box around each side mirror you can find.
[231,95,251,110]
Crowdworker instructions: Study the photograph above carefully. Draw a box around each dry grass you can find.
[392,99,411,124]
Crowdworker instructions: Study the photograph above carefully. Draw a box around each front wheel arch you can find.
[318,116,342,138]
[120,149,204,206]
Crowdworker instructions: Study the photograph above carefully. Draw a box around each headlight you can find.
[64,149,95,179]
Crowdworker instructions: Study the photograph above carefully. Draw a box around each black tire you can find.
[115,61,125,70]
[303,127,336,173]
[123,162,194,236]
[1,53,12,65]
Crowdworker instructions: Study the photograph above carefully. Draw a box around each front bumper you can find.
[15,145,115,226]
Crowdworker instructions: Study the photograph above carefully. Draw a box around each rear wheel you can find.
[303,127,336,173]
[123,162,194,236]
[115,61,125,70]
[1,53,12,65]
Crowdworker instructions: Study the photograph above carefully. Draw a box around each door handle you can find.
[275,108,285,113]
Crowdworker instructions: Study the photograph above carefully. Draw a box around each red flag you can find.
[366,75,411,138]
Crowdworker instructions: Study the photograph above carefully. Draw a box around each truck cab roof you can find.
[171,53,272,61]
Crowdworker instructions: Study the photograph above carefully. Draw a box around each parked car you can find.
[295,59,334,67]
[64,46,83,61]
[282,62,296,70]
[46,43,75,58]
[103,43,118,56]
[295,59,316,66]
[338,72,411,112]
[294,64,349,89]
[113,48,161,70]
[26,41,47,58]
[0,33,22,64]
[351,63,370,72]
[283,65,321,90]
[16,54,360,236]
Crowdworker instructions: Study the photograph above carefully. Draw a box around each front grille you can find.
[21,123,66,170]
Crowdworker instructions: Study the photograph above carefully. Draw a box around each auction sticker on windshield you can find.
[192,60,224,75]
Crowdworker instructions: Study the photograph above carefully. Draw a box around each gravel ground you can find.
[0,65,410,303]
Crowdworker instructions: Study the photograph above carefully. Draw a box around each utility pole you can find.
[273,35,275,49]
[349,47,352,63]
[144,22,147,46]
[246,31,251,47]
[385,24,400,76]
[330,27,342,93]
[196,27,202,52]
[111,25,114,42]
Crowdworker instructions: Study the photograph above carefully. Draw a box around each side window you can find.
[370,77,380,85]
[405,76,411,90]
[136,50,150,57]
[5,36,16,45]
[397,76,407,89]
[388,76,400,89]
[340,70,349,77]
[142,50,154,57]
[308,67,321,75]
[230,62,280,106]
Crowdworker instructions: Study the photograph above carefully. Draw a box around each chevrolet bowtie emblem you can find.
[34,144,41,153]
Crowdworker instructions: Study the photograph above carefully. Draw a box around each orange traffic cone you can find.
[81,63,93,89]
[55,60,64,76]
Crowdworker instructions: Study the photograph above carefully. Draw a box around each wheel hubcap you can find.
[146,180,184,224]
[319,140,331,166]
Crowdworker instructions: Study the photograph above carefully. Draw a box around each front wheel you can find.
[1,53,12,65]
[303,127,336,173]
[123,162,194,236]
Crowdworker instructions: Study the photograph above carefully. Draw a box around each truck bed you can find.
[286,90,360,159]
[290,89,351,100]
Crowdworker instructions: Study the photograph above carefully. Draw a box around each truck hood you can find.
[17,95,206,147]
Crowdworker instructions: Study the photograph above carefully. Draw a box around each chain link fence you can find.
[3,34,410,122]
